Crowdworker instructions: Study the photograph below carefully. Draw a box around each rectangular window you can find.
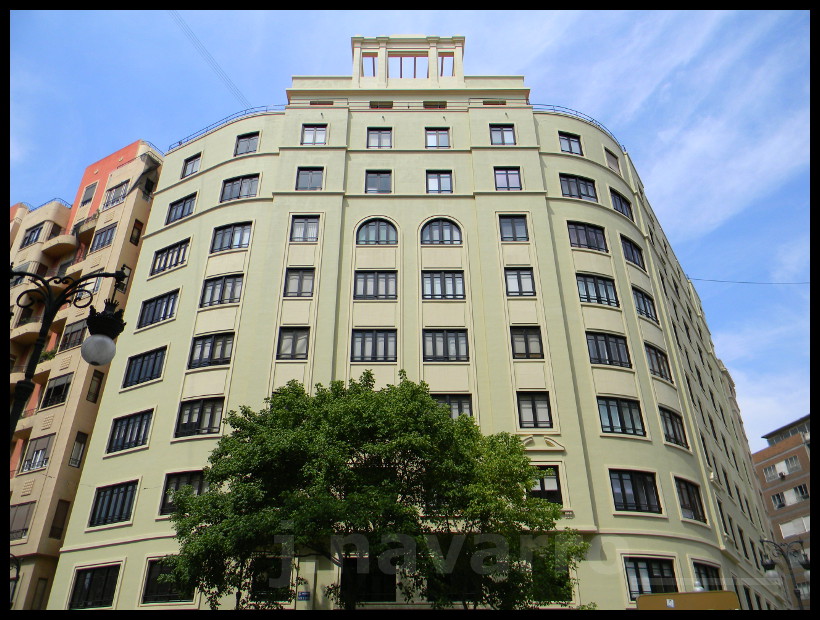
[296,167,323,191]
[276,328,309,360]
[351,330,397,362]
[10,501,36,540]
[89,480,137,526]
[211,222,251,252]
[68,564,121,609]
[423,329,469,362]
[114,264,131,294]
[560,174,598,202]
[558,132,583,155]
[494,167,522,191]
[68,431,88,467]
[160,471,206,515]
[102,181,128,209]
[646,344,673,382]
[421,271,464,300]
[220,174,259,202]
[505,268,535,296]
[598,397,645,436]
[137,290,179,328]
[660,407,688,448]
[89,224,117,253]
[499,215,529,241]
[85,370,104,404]
[290,216,319,242]
[676,478,707,522]
[41,373,73,408]
[365,171,392,194]
[785,455,801,473]
[587,332,631,367]
[181,153,201,178]
[189,332,234,368]
[60,319,87,351]
[610,470,661,513]
[301,124,327,146]
[426,170,453,194]
[490,124,515,145]
[49,499,71,539]
[577,274,618,307]
[510,327,544,359]
[354,271,397,300]
[433,394,472,418]
[142,559,194,603]
[107,410,153,453]
[633,288,658,322]
[611,190,633,220]
[80,182,98,206]
[426,128,450,149]
[693,562,722,591]
[166,193,196,224]
[283,269,314,298]
[622,236,646,269]
[568,222,607,251]
[175,398,224,437]
[367,128,392,148]
[201,275,243,306]
[517,392,552,428]
[21,434,54,472]
[130,220,144,245]
[20,224,43,248]
[530,465,562,503]
[123,348,166,387]
[234,132,259,156]
[151,239,189,275]
[370,101,393,109]
[605,149,621,173]
[624,557,677,600]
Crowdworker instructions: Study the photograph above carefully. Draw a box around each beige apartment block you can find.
[10,141,162,609]
[46,36,786,610]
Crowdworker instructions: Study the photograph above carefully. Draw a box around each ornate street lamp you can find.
[9,263,127,444]
[759,538,810,610]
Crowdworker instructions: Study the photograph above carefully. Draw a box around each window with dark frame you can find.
[137,290,179,327]
[276,328,309,360]
[577,274,618,307]
[354,271,397,300]
[505,268,535,296]
[624,557,677,600]
[433,394,472,418]
[114,265,131,293]
[517,392,552,429]
[633,287,658,322]
[421,218,461,244]
[201,275,243,307]
[693,562,721,591]
[68,431,88,467]
[234,132,259,156]
[68,564,120,609]
[598,397,645,436]
[166,194,196,224]
[351,329,397,362]
[142,559,195,603]
[676,477,706,522]
[510,327,544,359]
[605,149,621,174]
[107,410,153,453]
[426,127,450,148]
[499,215,528,241]
[586,332,631,367]
[357,219,397,244]
[423,329,469,362]
[89,480,137,526]
[490,124,515,145]
[151,239,189,275]
[622,236,646,269]
[610,190,633,220]
[60,319,88,351]
[301,124,327,146]
[646,344,673,382]
[296,167,323,191]
[494,167,522,191]
[568,222,607,251]
[558,132,583,155]
[80,182,98,206]
[102,181,128,210]
[21,434,54,472]
[49,499,71,539]
[220,174,259,202]
[175,398,224,437]
[188,332,234,368]
[160,471,207,515]
[283,269,314,298]
[89,224,117,253]
[290,216,319,242]
[10,501,36,540]
[130,220,144,245]
[610,470,662,513]
[560,174,598,202]
[181,153,201,178]
[211,222,251,253]
[426,170,453,194]
[20,224,44,248]
[422,271,464,300]
[367,128,392,148]
[41,373,73,408]
[365,170,392,193]
[86,370,104,403]
[660,407,688,448]
[123,348,166,387]
[530,465,562,504]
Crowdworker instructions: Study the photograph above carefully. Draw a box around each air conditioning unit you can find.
[779,472,786,479]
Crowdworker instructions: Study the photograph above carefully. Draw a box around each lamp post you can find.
[759,538,810,610]
[10,554,20,608]
[9,264,127,445]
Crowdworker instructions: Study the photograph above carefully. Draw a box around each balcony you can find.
[12,408,37,435]
[10,316,44,345]
[10,365,26,390]
[72,212,99,243]
[41,233,78,258]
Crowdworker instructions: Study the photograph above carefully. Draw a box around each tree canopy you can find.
[163,371,589,609]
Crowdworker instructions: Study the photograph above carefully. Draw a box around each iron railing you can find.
[531,103,626,152]
[167,105,286,152]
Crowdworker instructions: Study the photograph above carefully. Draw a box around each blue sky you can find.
[10,10,809,451]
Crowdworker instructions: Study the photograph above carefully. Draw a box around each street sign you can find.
[636,591,740,610]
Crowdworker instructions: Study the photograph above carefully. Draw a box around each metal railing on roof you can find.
[531,104,626,152]
[167,105,286,153]
[20,198,73,213]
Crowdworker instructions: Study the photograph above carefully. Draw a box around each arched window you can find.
[421,218,462,245]
[356,219,397,245]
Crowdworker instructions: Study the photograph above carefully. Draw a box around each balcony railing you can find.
[531,103,626,152]
[167,106,286,152]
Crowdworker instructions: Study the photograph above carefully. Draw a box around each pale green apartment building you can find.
[46,35,785,610]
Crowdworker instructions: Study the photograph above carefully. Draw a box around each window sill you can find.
[662,440,692,455]
[103,444,149,459]
[119,377,164,393]
[84,520,134,534]
[680,516,711,529]
[599,432,652,442]
[580,301,622,312]
[569,246,609,257]
[16,465,49,477]
[209,247,248,258]
[134,317,176,335]
[612,510,668,520]
[197,302,240,313]
[185,364,231,375]
[275,358,309,363]
[170,433,222,444]
[147,263,187,281]
[637,314,661,327]
[589,363,634,374]
[649,374,676,388]
[421,298,466,303]
[350,360,397,365]
[37,401,68,413]
[354,298,399,303]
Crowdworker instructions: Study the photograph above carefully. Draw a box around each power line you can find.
[168,10,253,110]
[687,277,810,285]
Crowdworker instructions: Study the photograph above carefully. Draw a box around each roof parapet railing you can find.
[24,198,73,212]
[167,105,286,153]
[530,104,626,152]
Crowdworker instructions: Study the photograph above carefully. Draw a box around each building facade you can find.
[753,415,811,609]
[10,141,162,609]
[46,36,785,609]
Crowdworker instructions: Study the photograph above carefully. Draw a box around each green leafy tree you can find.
[163,371,589,609]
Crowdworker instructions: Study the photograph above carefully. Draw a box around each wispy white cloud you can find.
[769,234,810,283]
